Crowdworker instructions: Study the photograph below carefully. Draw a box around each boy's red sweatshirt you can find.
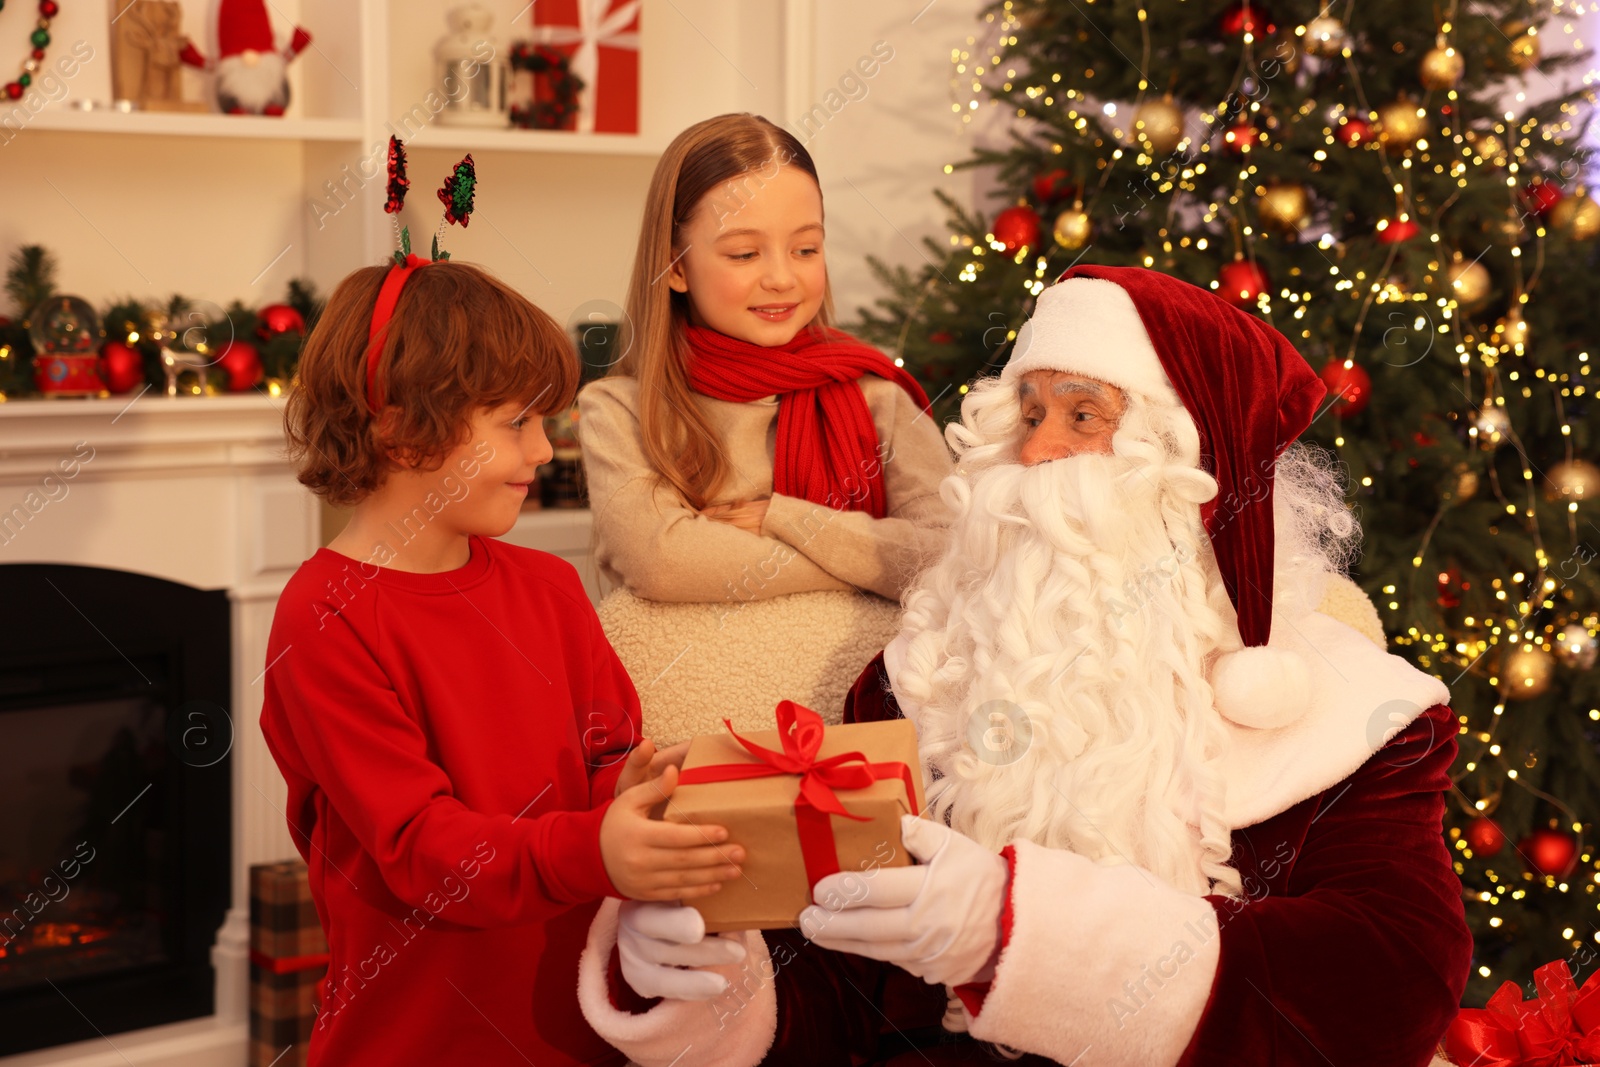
[259,534,637,1066]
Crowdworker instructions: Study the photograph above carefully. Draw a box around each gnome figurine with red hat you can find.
[574,266,1474,1067]
[179,0,311,116]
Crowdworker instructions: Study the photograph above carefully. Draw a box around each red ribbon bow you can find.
[1444,960,1600,1067]
[677,701,919,889]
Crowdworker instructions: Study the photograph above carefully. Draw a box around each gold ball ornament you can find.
[1446,462,1480,503]
[1473,405,1511,447]
[1506,23,1540,70]
[1377,98,1426,153]
[1447,255,1491,312]
[1544,459,1600,503]
[1302,15,1348,56]
[1494,308,1531,351]
[1258,182,1311,232]
[1467,130,1507,165]
[1503,644,1555,699]
[1131,96,1185,156]
[1419,44,1464,90]
[1550,192,1600,242]
[1554,624,1598,671]
[1053,207,1094,250]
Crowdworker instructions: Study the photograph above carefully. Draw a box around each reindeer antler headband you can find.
[363,137,478,414]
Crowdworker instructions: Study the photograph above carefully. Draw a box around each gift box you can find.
[249,860,329,1067]
[531,0,640,134]
[664,701,926,933]
[1439,958,1600,1067]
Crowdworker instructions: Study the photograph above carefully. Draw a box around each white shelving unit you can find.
[2,0,788,314]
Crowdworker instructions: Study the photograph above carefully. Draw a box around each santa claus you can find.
[575,265,1473,1066]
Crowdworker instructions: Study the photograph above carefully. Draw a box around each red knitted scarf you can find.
[684,324,931,518]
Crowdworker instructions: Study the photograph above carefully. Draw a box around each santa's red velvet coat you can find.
[577,610,1472,1067]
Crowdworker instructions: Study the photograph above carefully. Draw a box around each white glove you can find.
[616,900,747,1001]
[798,814,1008,987]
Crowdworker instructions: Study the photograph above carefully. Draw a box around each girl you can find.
[264,259,739,1066]
[578,113,954,743]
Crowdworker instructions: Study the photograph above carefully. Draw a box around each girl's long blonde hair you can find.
[616,113,836,509]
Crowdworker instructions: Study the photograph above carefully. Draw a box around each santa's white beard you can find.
[216,51,287,112]
[896,445,1244,898]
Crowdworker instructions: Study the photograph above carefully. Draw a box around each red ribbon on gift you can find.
[249,948,330,976]
[676,701,920,891]
[1444,960,1600,1067]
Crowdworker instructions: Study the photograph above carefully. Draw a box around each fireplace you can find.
[0,563,233,1057]
[0,394,318,1067]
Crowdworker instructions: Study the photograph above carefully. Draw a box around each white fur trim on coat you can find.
[576,898,777,1067]
[598,588,903,746]
[1000,277,1181,406]
[1216,610,1448,829]
[968,839,1221,1066]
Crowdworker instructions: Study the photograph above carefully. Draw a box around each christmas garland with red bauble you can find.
[1,243,321,398]
[4,0,59,101]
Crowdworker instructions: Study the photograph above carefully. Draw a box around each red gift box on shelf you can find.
[1440,959,1600,1067]
[531,0,640,134]
[249,860,329,1067]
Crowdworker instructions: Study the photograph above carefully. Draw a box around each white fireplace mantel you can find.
[0,392,317,1067]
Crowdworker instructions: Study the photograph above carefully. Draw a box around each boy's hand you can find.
[613,739,691,798]
[601,764,744,901]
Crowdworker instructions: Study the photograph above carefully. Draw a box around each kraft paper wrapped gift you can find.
[663,701,926,934]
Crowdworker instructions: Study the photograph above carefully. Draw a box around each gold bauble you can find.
[1550,192,1600,241]
[1506,22,1540,70]
[1377,98,1426,152]
[1419,45,1465,90]
[1544,459,1600,503]
[1448,255,1492,312]
[1131,96,1185,156]
[1303,15,1348,56]
[1468,130,1507,165]
[1447,462,1480,502]
[1554,624,1598,671]
[1503,644,1554,700]
[1494,308,1531,350]
[1053,207,1094,250]
[1473,405,1511,447]
[1258,182,1311,232]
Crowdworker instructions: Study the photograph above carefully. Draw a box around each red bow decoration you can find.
[1444,960,1600,1067]
[677,701,919,890]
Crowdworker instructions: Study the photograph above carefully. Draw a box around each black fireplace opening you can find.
[0,563,231,1057]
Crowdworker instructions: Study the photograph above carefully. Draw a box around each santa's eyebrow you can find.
[1053,380,1106,398]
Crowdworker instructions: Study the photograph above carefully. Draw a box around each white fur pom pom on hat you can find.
[1211,644,1311,730]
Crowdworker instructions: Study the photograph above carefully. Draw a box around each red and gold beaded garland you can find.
[4,0,60,101]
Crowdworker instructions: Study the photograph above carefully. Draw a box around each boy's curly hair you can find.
[285,261,577,507]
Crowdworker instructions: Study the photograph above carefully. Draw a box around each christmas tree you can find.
[856,0,1600,1004]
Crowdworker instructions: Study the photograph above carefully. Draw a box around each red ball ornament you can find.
[1221,122,1260,155]
[40,0,61,15]
[1436,565,1465,609]
[1465,817,1506,856]
[1031,169,1073,204]
[99,340,146,394]
[1216,258,1268,308]
[1520,827,1579,879]
[1521,178,1564,217]
[1377,216,1421,244]
[216,340,263,392]
[256,303,306,339]
[1336,117,1373,147]
[992,206,1041,254]
[1318,358,1372,417]
[929,330,954,344]
[1219,2,1276,37]
[31,48,46,61]
[4,83,22,101]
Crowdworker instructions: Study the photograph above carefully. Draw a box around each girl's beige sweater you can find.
[575,374,955,603]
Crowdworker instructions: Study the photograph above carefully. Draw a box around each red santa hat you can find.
[1003,264,1328,729]
[216,0,277,58]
